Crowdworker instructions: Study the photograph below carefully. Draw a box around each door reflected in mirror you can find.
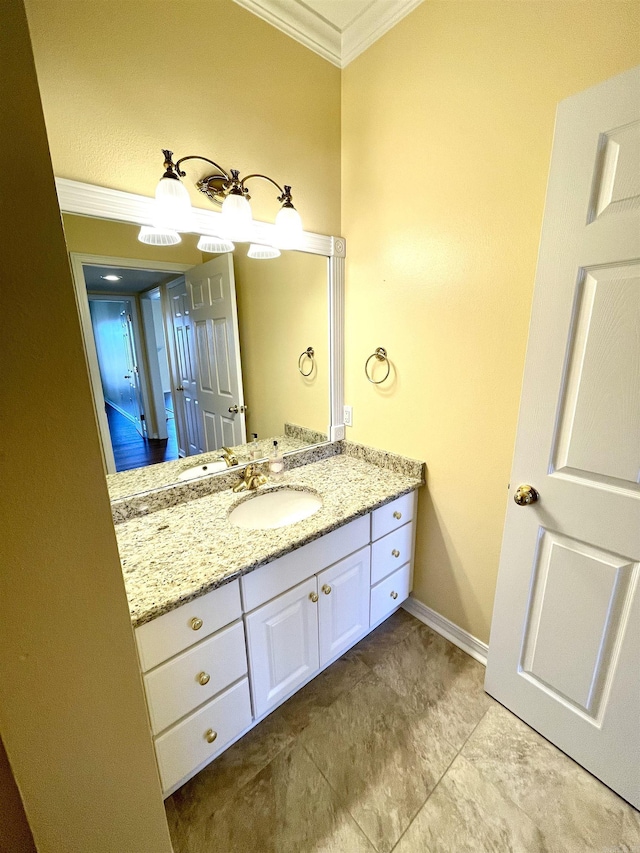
[63,214,329,499]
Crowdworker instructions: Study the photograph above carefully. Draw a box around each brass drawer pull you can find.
[390,591,398,600]
[309,592,319,603]
[393,511,402,520]
[205,729,218,744]
[190,617,203,631]
[322,584,332,595]
[392,549,400,558]
[197,672,210,686]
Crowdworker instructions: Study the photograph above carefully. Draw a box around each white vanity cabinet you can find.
[245,544,372,718]
[370,491,417,626]
[134,489,418,796]
[245,577,320,717]
[134,579,252,794]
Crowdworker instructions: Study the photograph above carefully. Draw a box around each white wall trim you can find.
[55,177,338,258]
[402,596,488,666]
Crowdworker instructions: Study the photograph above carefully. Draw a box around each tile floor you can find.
[166,610,640,853]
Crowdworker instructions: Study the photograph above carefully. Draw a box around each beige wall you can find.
[25,0,341,236]
[0,1,172,849]
[234,250,329,438]
[342,1,640,643]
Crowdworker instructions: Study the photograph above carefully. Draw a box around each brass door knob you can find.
[197,672,210,686]
[390,591,398,600]
[392,549,400,558]
[322,584,332,595]
[514,485,540,506]
[393,511,402,520]
[205,729,217,744]
[190,617,203,631]
[309,592,319,603]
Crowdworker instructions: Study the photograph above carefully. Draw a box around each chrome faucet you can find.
[232,463,268,493]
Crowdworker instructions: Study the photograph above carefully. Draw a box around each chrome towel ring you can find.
[365,347,390,384]
[298,346,315,377]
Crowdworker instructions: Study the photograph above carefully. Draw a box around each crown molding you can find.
[234,0,341,66]
[233,0,422,68]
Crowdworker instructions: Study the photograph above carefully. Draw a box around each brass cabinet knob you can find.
[190,617,203,631]
[513,484,539,506]
[390,591,398,600]
[392,549,400,558]
[309,592,319,603]
[197,672,210,686]
[205,729,217,744]
[393,511,402,520]
[322,584,332,595]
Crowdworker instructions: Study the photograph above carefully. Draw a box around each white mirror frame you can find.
[56,178,346,473]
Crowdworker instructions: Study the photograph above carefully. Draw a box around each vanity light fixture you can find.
[138,225,181,246]
[138,149,304,253]
[247,244,281,260]
[197,235,235,254]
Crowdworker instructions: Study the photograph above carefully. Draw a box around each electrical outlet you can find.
[343,405,353,427]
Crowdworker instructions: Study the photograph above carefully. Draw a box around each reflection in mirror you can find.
[62,214,329,499]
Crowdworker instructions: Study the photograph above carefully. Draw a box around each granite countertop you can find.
[117,453,423,628]
[106,433,313,501]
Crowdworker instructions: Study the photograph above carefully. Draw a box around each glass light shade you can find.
[197,235,235,253]
[138,225,181,246]
[247,243,280,260]
[154,176,194,231]
[221,193,253,241]
[274,205,303,249]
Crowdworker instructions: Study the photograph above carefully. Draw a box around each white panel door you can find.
[245,577,320,718]
[186,256,246,452]
[485,67,640,808]
[318,546,370,666]
[165,276,201,457]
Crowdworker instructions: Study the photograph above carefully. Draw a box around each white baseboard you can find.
[402,596,488,666]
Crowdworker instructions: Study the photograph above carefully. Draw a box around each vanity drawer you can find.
[371,491,416,541]
[371,522,414,585]
[155,678,252,794]
[135,580,242,672]
[370,562,411,627]
[144,620,247,735]
[241,514,370,612]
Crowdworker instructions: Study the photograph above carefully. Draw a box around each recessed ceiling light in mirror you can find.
[100,274,122,281]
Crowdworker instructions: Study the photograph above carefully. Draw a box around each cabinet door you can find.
[318,546,371,667]
[245,577,320,718]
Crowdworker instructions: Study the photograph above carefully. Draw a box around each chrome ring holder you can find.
[365,347,390,384]
[298,346,315,377]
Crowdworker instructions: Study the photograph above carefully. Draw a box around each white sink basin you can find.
[229,488,322,530]
[177,459,227,481]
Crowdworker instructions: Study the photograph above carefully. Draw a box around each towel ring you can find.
[298,346,315,377]
[365,347,390,384]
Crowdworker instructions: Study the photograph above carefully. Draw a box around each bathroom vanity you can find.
[112,443,423,796]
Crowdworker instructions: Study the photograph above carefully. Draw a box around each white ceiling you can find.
[233,0,423,67]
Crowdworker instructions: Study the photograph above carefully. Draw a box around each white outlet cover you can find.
[344,405,353,427]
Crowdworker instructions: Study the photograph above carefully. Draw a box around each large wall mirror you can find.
[56,180,345,500]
